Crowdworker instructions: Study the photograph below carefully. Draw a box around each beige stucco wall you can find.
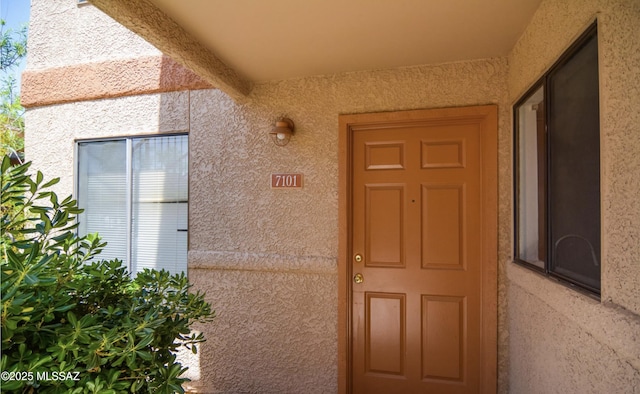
[186,59,511,393]
[25,92,190,198]
[23,0,180,194]
[27,0,160,70]
[26,65,511,394]
[506,0,640,391]
[24,1,202,194]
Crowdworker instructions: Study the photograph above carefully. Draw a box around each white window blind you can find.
[77,140,128,263]
[131,137,188,275]
[77,135,188,275]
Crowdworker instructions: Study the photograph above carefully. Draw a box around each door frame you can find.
[338,106,498,393]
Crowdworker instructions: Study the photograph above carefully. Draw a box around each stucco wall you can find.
[26,59,511,393]
[22,1,210,108]
[23,1,201,195]
[25,92,190,199]
[186,59,511,393]
[23,0,163,188]
[507,0,640,391]
[27,0,160,70]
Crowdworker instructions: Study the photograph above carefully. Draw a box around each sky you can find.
[1,0,31,92]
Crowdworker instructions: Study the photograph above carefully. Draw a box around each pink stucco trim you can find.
[21,55,213,108]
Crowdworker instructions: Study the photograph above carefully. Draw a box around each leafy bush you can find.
[1,158,214,393]
[1,19,28,162]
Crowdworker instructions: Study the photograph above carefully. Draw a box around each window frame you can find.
[513,22,600,296]
[74,132,189,275]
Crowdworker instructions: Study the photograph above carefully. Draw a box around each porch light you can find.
[269,117,295,146]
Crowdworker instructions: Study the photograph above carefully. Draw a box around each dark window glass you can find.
[548,31,600,291]
[514,23,600,294]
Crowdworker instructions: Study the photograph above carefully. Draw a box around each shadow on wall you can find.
[153,58,207,385]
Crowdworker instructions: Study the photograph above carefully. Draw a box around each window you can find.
[514,23,600,295]
[77,134,188,276]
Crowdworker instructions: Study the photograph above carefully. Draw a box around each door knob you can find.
[354,273,364,284]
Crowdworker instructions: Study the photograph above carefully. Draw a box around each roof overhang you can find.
[89,0,542,101]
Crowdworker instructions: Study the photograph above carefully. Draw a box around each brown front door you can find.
[339,106,497,393]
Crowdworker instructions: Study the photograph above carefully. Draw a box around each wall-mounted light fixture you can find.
[269,117,295,146]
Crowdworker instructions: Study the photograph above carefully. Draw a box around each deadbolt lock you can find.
[354,254,363,263]
[354,273,364,284]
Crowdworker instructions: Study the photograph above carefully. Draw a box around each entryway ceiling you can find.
[148,0,542,82]
[90,0,542,99]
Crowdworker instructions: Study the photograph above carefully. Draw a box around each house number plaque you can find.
[271,173,303,189]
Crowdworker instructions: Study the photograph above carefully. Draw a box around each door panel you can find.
[366,141,406,170]
[421,295,466,381]
[366,185,405,267]
[366,292,406,375]
[422,184,464,268]
[421,139,465,169]
[340,106,497,394]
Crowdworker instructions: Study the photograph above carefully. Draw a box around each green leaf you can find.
[0,380,22,391]
[5,318,18,330]
[135,334,154,349]
[135,350,152,361]
[1,155,10,172]
[41,177,60,188]
[67,311,78,327]
[29,355,52,369]
[53,304,75,313]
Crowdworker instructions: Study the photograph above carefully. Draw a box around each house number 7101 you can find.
[271,173,303,188]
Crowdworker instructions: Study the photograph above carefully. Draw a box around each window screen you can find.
[514,23,600,294]
[77,135,188,275]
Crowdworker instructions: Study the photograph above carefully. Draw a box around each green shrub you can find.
[1,158,214,393]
